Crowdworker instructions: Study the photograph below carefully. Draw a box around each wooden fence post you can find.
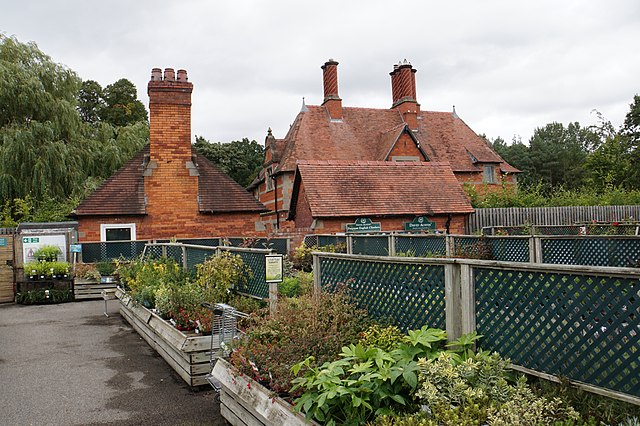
[445,235,454,258]
[269,282,278,316]
[182,246,188,270]
[444,262,462,341]
[346,235,353,255]
[313,253,321,293]
[529,236,537,263]
[534,236,543,263]
[460,263,476,336]
[388,234,396,256]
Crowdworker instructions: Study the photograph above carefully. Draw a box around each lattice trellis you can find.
[177,238,221,247]
[351,235,389,256]
[475,267,640,397]
[221,249,268,299]
[185,246,217,271]
[395,236,446,257]
[319,257,446,331]
[542,238,640,267]
[490,238,530,262]
[453,237,493,260]
[318,235,347,249]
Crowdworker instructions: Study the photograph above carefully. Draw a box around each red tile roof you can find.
[289,160,474,219]
[75,145,266,216]
[273,105,518,175]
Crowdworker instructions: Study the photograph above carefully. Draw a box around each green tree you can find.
[99,78,148,126]
[77,79,105,124]
[193,137,263,187]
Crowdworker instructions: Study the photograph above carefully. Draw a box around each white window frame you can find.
[391,156,420,162]
[483,165,496,184]
[100,223,137,242]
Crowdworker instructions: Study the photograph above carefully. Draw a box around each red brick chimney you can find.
[321,59,342,120]
[390,60,420,130]
[145,67,199,234]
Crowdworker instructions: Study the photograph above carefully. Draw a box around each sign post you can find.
[265,254,284,315]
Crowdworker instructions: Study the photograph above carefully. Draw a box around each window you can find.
[483,165,496,184]
[266,167,275,191]
[391,156,420,162]
[100,223,136,242]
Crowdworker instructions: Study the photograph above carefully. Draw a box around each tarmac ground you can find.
[0,299,227,425]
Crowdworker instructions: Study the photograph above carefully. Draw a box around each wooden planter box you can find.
[74,278,117,300]
[116,288,217,387]
[211,359,316,426]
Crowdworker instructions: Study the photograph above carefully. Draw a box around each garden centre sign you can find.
[22,234,67,263]
[346,218,381,233]
[404,216,436,232]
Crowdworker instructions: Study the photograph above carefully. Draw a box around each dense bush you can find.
[230,290,370,396]
[278,270,313,297]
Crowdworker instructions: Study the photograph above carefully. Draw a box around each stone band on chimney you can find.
[390,60,420,130]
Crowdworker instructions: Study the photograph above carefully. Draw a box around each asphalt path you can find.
[0,300,227,425]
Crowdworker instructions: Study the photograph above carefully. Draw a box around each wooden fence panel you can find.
[466,205,640,234]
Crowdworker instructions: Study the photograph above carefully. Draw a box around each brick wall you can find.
[388,133,425,159]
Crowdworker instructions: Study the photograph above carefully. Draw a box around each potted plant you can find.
[96,261,116,283]
[33,245,62,262]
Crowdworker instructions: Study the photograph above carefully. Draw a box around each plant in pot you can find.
[51,261,70,279]
[33,245,62,262]
[74,263,101,281]
[96,261,116,283]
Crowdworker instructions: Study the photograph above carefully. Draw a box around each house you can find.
[289,160,474,234]
[249,59,519,233]
[74,68,267,242]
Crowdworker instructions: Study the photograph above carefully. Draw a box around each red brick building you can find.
[249,59,519,233]
[289,161,474,234]
[75,68,266,242]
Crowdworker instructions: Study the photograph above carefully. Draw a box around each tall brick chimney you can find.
[321,59,342,120]
[390,60,420,130]
[145,67,199,233]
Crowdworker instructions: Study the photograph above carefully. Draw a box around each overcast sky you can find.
[3,1,639,145]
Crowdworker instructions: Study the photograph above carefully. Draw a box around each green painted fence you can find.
[314,252,640,404]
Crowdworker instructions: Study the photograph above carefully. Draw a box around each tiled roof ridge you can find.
[297,159,451,167]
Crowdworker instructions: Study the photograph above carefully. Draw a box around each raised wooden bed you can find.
[211,359,316,426]
[116,288,216,387]
[74,278,117,300]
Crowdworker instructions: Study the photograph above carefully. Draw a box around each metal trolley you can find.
[201,302,248,400]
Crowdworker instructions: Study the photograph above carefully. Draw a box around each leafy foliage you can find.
[193,136,263,187]
[0,34,148,222]
[230,290,370,396]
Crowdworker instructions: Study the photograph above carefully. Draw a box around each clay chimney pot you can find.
[164,68,175,81]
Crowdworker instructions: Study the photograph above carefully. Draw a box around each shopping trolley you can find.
[201,302,248,400]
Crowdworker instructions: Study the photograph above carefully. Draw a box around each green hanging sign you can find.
[346,218,381,233]
[0,238,6,247]
[404,216,436,232]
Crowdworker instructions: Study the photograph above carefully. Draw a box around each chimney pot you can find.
[151,68,162,81]
[164,68,175,81]
[177,69,188,82]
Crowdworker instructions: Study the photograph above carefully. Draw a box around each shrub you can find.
[33,245,62,261]
[278,270,313,297]
[230,290,370,397]
[96,261,115,276]
[74,263,101,280]
[195,251,249,303]
[358,324,404,352]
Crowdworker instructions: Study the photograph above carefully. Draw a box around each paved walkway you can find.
[0,300,226,425]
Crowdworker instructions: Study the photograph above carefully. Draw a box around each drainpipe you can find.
[272,174,279,230]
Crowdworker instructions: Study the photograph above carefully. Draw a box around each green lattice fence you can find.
[218,247,269,299]
[227,237,289,255]
[317,255,446,331]
[177,238,221,247]
[475,267,640,398]
[351,235,390,256]
[394,235,446,257]
[452,236,493,260]
[489,237,530,262]
[542,237,640,267]
[82,240,149,262]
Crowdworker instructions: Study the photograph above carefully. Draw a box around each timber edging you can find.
[211,359,318,426]
[115,288,215,387]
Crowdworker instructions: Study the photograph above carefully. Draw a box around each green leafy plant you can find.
[358,324,404,352]
[33,245,62,261]
[96,261,115,276]
[74,263,101,280]
[278,270,313,297]
[230,290,370,396]
[195,251,249,303]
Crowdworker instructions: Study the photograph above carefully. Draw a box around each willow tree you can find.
[0,35,149,222]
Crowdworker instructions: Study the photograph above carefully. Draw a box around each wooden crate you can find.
[74,278,117,300]
[116,288,215,387]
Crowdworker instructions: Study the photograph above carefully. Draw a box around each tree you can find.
[99,78,148,126]
[77,80,105,124]
[193,137,263,187]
